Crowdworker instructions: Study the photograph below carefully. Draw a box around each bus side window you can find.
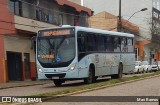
[113,37,121,52]
[78,37,86,52]
[121,37,128,52]
[77,32,86,61]
[86,33,96,52]
[105,36,114,52]
[96,35,105,52]
[128,38,134,52]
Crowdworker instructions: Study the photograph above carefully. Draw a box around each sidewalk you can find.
[0,80,52,89]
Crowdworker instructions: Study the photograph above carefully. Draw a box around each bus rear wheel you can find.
[53,79,63,86]
[111,63,123,79]
[84,67,94,84]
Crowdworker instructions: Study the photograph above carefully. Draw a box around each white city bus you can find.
[36,26,135,86]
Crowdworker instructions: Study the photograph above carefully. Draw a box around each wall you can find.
[68,0,81,5]
[153,0,160,10]
[0,0,16,35]
[0,0,16,83]
[4,35,35,62]
[135,40,151,61]
[88,11,117,31]
[22,0,36,19]
[0,36,5,83]
[14,15,57,33]
[4,35,36,80]
[62,13,74,26]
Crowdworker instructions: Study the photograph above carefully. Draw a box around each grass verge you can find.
[32,71,160,97]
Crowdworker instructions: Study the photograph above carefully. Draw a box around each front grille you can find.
[45,73,66,79]
[152,66,157,68]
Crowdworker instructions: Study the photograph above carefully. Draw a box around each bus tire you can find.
[53,79,63,86]
[84,67,94,84]
[137,69,139,74]
[146,68,148,73]
[111,63,123,79]
[93,76,98,82]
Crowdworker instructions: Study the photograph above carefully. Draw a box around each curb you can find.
[43,74,160,101]
[0,82,51,90]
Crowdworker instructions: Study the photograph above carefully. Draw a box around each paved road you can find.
[0,73,147,96]
[37,76,160,105]
[0,80,85,96]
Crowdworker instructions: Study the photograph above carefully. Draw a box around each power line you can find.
[109,16,151,37]
[0,27,15,31]
[108,25,151,40]
[0,20,47,28]
[0,21,151,40]
[0,33,34,41]
[124,28,151,41]
[122,15,151,19]
[0,16,151,40]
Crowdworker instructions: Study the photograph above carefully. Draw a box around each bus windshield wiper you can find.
[48,38,55,50]
[54,36,66,63]
[56,36,66,50]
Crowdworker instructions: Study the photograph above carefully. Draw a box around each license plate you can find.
[52,76,59,79]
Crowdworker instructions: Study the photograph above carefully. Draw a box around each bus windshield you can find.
[37,34,75,68]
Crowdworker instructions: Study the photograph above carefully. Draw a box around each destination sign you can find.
[40,28,74,37]
[40,54,54,59]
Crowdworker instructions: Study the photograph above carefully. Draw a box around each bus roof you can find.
[75,26,134,38]
[38,26,134,38]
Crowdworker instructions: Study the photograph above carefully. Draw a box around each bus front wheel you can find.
[84,67,94,84]
[53,79,63,86]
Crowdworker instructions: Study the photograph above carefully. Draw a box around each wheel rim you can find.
[88,69,93,83]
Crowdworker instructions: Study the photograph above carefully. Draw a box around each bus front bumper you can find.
[37,69,79,80]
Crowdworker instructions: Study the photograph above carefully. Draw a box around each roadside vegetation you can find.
[33,71,160,97]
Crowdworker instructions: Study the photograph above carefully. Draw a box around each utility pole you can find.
[81,0,84,6]
[118,0,122,32]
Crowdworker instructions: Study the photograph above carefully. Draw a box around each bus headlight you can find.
[37,66,43,72]
[38,68,43,72]
[70,63,77,71]
[70,66,75,70]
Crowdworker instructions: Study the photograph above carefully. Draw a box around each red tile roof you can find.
[55,0,93,15]
[122,19,139,31]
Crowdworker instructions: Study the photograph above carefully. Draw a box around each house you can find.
[72,0,160,63]
[88,11,139,32]
[0,0,93,83]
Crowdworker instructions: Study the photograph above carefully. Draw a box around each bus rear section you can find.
[76,29,135,80]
